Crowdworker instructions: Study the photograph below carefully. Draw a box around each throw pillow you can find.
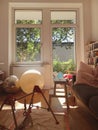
[79,61,94,75]
[75,70,98,87]
[75,61,98,88]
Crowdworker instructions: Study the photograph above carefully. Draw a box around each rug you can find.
[0,109,66,130]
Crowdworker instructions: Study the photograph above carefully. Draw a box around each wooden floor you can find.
[0,89,98,130]
[68,105,98,130]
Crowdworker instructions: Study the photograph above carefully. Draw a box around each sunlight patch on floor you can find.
[0,100,42,110]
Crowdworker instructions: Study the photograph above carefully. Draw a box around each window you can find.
[52,27,75,60]
[16,27,41,62]
[12,8,78,67]
[14,10,42,63]
[51,10,77,72]
[51,10,76,24]
[15,10,42,24]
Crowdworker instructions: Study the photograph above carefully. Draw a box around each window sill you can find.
[11,62,50,67]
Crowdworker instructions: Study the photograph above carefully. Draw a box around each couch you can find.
[72,61,98,119]
[73,83,98,119]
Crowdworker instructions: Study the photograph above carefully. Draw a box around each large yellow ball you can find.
[19,70,44,94]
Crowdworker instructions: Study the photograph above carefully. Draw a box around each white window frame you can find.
[9,3,84,68]
[50,9,78,64]
[12,9,43,65]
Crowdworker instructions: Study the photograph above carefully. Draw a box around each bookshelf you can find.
[88,41,98,67]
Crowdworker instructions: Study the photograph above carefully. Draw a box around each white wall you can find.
[91,0,98,41]
[0,1,9,72]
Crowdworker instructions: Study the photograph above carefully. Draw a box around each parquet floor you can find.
[0,89,98,130]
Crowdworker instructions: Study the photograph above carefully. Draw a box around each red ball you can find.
[63,74,72,79]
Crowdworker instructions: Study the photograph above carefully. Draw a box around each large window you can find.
[12,8,78,68]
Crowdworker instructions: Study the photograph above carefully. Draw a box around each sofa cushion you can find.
[75,61,98,88]
[79,61,94,74]
[73,84,98,105]
[89,96,98,117]
[75,70,98,88]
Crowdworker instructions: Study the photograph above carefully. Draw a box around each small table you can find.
[54,79,69,109]
[49,79,69,110]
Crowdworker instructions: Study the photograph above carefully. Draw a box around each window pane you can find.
[51,11,76,24]
[52,27,76,72]
[16,28,41,62]
[15,10,42,24]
